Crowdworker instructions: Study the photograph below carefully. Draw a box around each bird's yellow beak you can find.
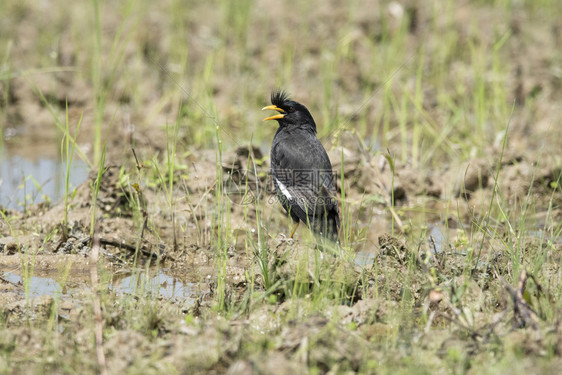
[262,105,285,121]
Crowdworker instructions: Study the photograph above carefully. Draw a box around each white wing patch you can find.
[275,178,293,200]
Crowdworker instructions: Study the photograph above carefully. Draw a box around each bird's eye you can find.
[288,106,295,113]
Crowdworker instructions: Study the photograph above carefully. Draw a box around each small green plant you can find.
[214,124,231,311]
[61,100,83,229]
[90,144,107,238]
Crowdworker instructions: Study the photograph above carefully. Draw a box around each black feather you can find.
[271,89,290,107]
[268,90,340,243]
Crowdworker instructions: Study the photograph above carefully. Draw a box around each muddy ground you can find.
[1,0,562,374]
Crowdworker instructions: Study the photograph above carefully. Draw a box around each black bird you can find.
[263,90,340,242]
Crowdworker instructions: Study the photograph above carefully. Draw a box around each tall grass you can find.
[214,124,230,311]
[473,108,512,270]
[1,0,561,373]
[61,100,83,228]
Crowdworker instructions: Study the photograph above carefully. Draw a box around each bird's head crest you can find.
[271,89,290,107]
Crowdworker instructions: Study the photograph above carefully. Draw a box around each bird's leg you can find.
[289,222,299,239]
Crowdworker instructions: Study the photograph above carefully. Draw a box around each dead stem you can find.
[90,225,107,375]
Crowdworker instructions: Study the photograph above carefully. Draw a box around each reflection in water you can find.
[427,225,446,255]
[354,250,376,266]
[2,272,63,298]
[1,270,197,305]
[0,149,89,210]
[113,271,197,304]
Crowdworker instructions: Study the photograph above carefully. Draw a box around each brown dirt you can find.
[1,0,561,374]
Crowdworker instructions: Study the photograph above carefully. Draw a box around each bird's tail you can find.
[312,209,340,243]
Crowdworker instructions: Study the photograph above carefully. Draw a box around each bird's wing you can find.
[271,133,338,220]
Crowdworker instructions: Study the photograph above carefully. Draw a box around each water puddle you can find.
[1,269,199,306]
[354,250,376,266]
[427,225,447,255]
[0,147,89,210]
[112,271,199,305]
[1,272,64,298]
